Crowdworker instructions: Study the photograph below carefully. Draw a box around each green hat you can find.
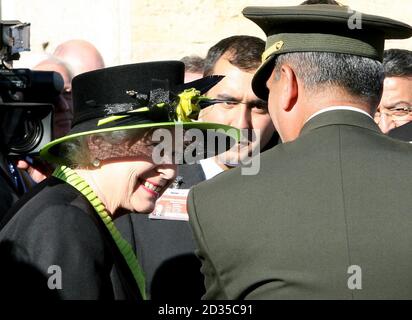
[243,4,412,100]
[40,61,240,164]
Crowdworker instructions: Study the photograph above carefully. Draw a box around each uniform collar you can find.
[300,108,381,138]
[306,106,373,123]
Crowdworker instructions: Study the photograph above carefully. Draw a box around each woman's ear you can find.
[278,64,299,112]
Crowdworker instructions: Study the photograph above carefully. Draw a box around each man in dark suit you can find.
[388,121,412,142]
[188,4,412,299]
[374,49,412,135]
[115,36,278,300]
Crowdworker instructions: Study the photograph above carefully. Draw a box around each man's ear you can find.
[278,64,298,112]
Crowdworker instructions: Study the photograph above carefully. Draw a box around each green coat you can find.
[188,110,412,299]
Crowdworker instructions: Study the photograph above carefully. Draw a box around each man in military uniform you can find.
[188,4,412,299]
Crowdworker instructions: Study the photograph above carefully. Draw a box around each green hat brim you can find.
[40,121,240,165]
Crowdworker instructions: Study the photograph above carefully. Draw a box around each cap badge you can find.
[262,40,284,62]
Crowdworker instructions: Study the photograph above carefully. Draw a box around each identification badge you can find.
[149,188,190,221]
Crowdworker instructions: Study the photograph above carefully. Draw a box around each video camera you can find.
[0,21,64,157]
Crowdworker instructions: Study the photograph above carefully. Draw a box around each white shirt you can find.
[306,106,373,123]
[199,157,224,180]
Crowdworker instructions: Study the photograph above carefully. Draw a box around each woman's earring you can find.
[92,158,101,167]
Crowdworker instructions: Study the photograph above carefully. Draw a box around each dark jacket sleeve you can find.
[0,203,113,300]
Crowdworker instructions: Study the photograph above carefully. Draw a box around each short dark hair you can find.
[180,55,205,74]
[203,35,265,76]
[300,0,341,4]
[382,49,412,78]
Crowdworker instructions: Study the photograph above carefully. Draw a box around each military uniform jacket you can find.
[0,177,142,300]
[188,110,412,299]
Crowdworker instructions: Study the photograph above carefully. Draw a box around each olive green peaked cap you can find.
[243,4,412,100]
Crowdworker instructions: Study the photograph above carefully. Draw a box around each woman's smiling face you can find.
[79,130,178,215]
[105,155,176,213]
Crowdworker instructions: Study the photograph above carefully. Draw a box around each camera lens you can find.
[9,110,43,154]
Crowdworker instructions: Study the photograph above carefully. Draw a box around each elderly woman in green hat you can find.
[0,61,237,300]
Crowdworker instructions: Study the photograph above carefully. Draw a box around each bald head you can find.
[34,58,73,138]
[53,39,105,77]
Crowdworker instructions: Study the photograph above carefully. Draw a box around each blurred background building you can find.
[1,0,411,68]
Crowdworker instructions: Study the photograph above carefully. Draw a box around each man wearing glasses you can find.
[374,49,412,136]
